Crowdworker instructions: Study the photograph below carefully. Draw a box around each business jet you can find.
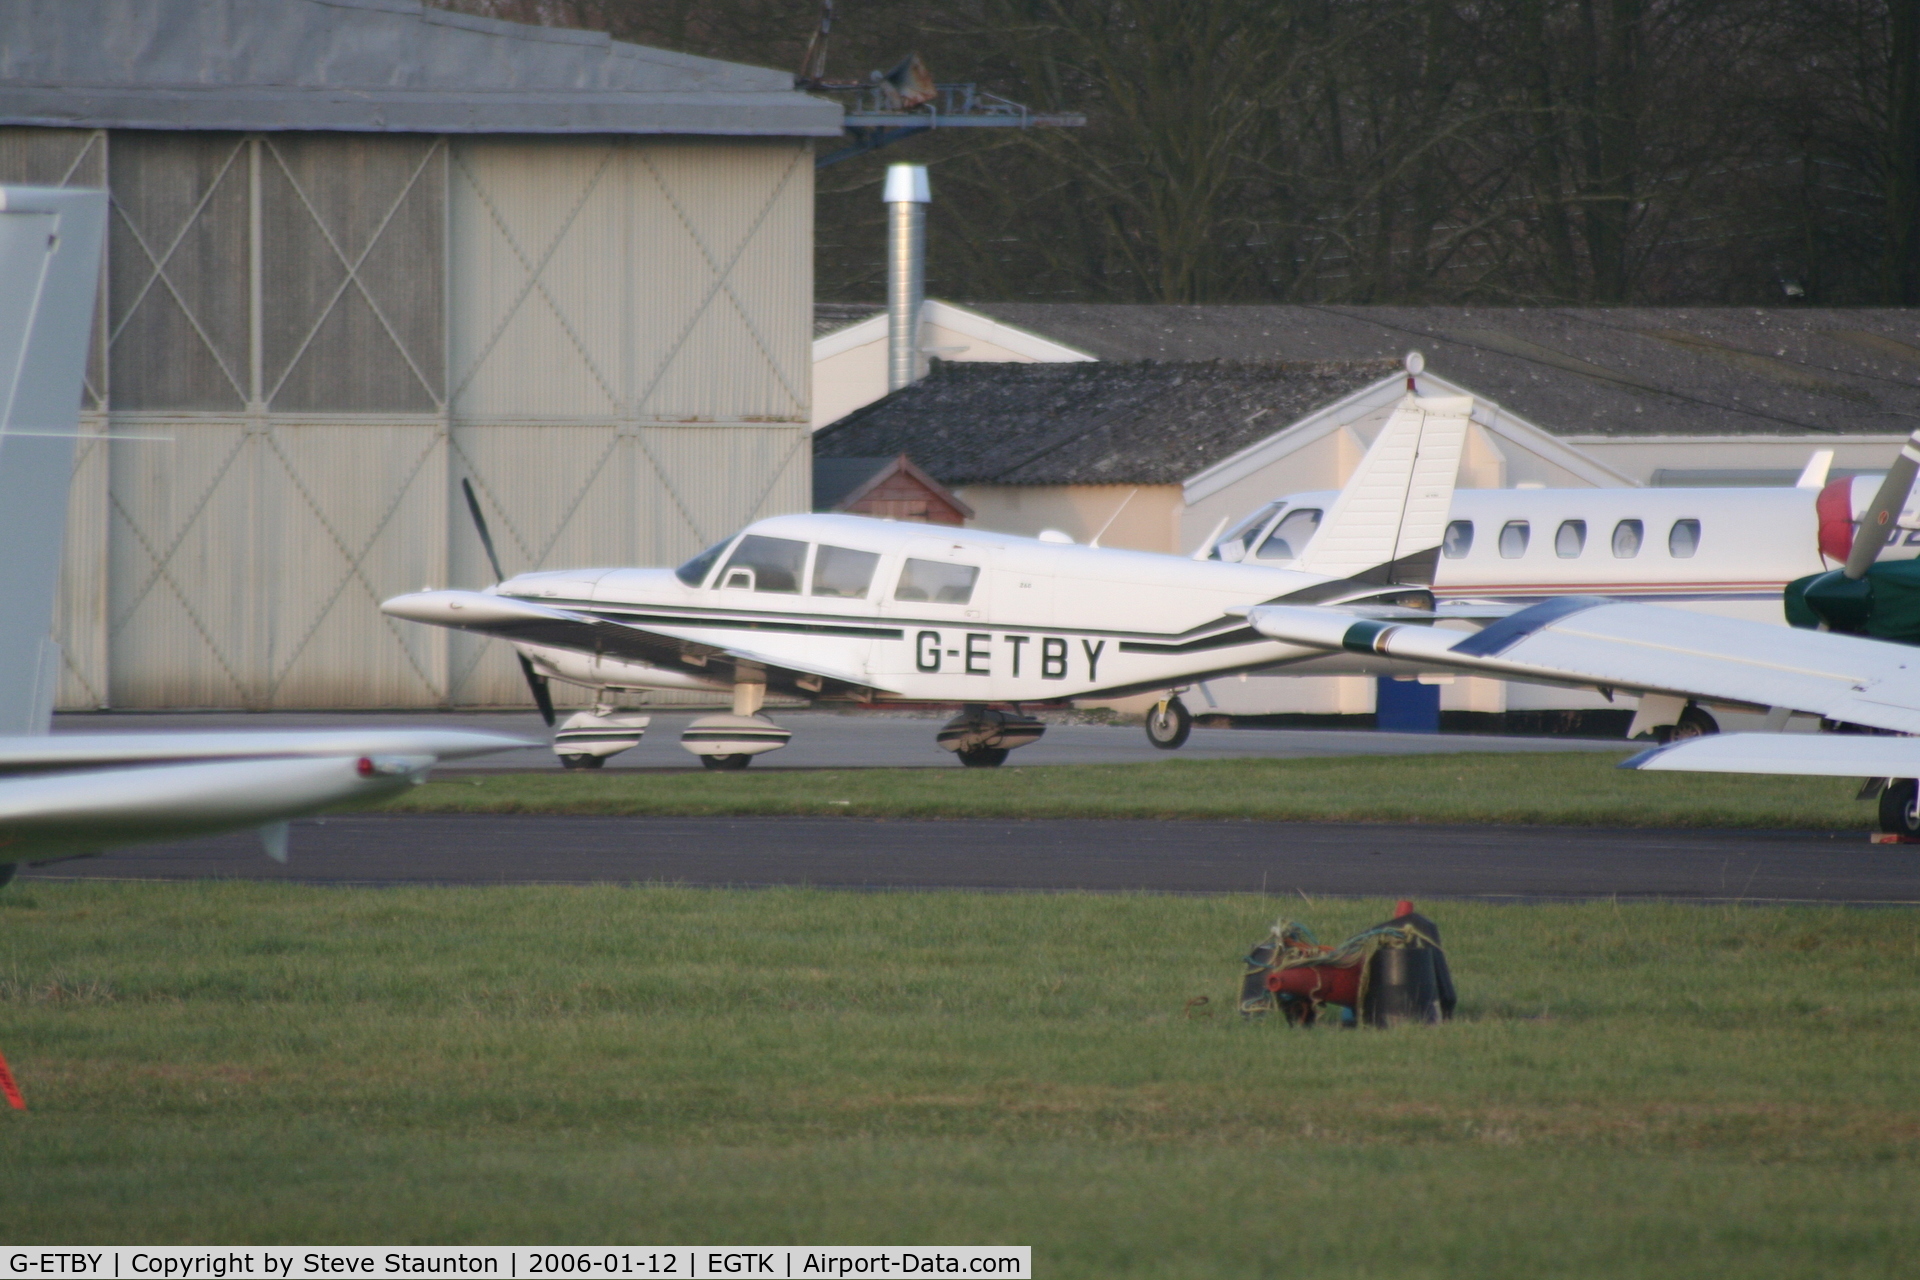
[0,185,528,888]
[1241,425,1920,833]
[1206,449,1919,739]
[384,392,1486,768]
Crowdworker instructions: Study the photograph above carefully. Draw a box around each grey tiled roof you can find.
[815,303,883,337]
[0,0,839,136]
[965,304,1920,437]
[813,359,1396,486]
[813,457,893,509]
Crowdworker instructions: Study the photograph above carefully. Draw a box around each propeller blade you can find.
[462,481,549,724]
[516,652,557,727]
[1844,427,1920,578]
[461,478,508,584]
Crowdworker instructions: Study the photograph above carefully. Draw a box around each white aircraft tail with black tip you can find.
[1291,393,1473,585]
[0,187,106,736]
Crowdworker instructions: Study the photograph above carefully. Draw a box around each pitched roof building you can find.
[813,454,972,525]
[816,358,1396,486]
[964,304,1920,441]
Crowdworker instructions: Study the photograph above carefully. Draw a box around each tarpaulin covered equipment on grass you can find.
[1239,900,1455,1027]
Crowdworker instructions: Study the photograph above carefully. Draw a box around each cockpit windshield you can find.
[674,536,735,587]
[1209,502,1285,562]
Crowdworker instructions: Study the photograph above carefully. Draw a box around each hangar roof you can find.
[0,0,841,137]
[962,304,1920,438]
[813,359,1397,487]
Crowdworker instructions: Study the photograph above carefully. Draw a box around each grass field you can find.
[4,881,1918,1275]
[389,751,1875,829]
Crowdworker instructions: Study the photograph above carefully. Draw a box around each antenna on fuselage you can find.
[461,478,557,727]
[1088,488,1138,549]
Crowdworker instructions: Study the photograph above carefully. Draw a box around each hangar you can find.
[2,0,836,710]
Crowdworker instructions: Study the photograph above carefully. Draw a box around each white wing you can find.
[1243,596,1920,735]
[382,590,898,695]
[1622,733,1920,777]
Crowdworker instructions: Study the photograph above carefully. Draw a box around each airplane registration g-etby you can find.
[0,185,528,887]
[382,392,1483,768]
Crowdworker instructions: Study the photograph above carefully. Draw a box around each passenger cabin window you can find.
[1211,501,1284,562]
[675,537,733,588]
[895,558,980,605]
[1612,519,1644,558]
[1499,520,1530,558]
[1555,520,1587,558]
[1669,519,1700,558]
[1442,520,1474,558]
[1255,508,1323,561]
[718,535,806,593]
[811,545,881,598]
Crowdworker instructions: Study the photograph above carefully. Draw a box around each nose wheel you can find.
[1145,696,1192,749]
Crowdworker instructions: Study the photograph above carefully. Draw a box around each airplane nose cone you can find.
[380,590,473,623]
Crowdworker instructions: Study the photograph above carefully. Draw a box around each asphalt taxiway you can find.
[22,815,1911,902]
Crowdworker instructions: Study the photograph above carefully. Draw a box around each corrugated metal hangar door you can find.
[445,138,812,707]
[3,129,812,709]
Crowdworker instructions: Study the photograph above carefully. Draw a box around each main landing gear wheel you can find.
[1145,697,1193,750]
[958,746,1010,768]
[700,754,753,771]
[558,753,605,770]
[1669,705,1719,741]
[1880,779,1920,835]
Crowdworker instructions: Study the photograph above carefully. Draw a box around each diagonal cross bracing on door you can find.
[262,138,445,409]
[105,140,250,405]
[449,145,622,410]
[259,427,444,700]
[631,146,807,420]
[107,431,256,703]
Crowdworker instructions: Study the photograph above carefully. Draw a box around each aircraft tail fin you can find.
[0,187,108,735]
[1291,392,1473,584]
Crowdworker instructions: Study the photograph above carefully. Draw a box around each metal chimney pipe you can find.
[884,163,929,392]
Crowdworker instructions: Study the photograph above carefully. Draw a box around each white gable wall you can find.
[812,300,1095,428]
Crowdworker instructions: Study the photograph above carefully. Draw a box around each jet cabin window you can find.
[1555,520,1586,558]
[895,558,979,605]
[718,535,806,593]
[1442,520,1474,558]
[811,545,881,598]
[1669,519,1701,558]
[1499,521,1530,558]
[1255,508,1323,561]
[1612,519,1644,558]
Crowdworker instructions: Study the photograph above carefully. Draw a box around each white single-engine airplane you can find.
[385,393,1486,768]
[0,186,527,887]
